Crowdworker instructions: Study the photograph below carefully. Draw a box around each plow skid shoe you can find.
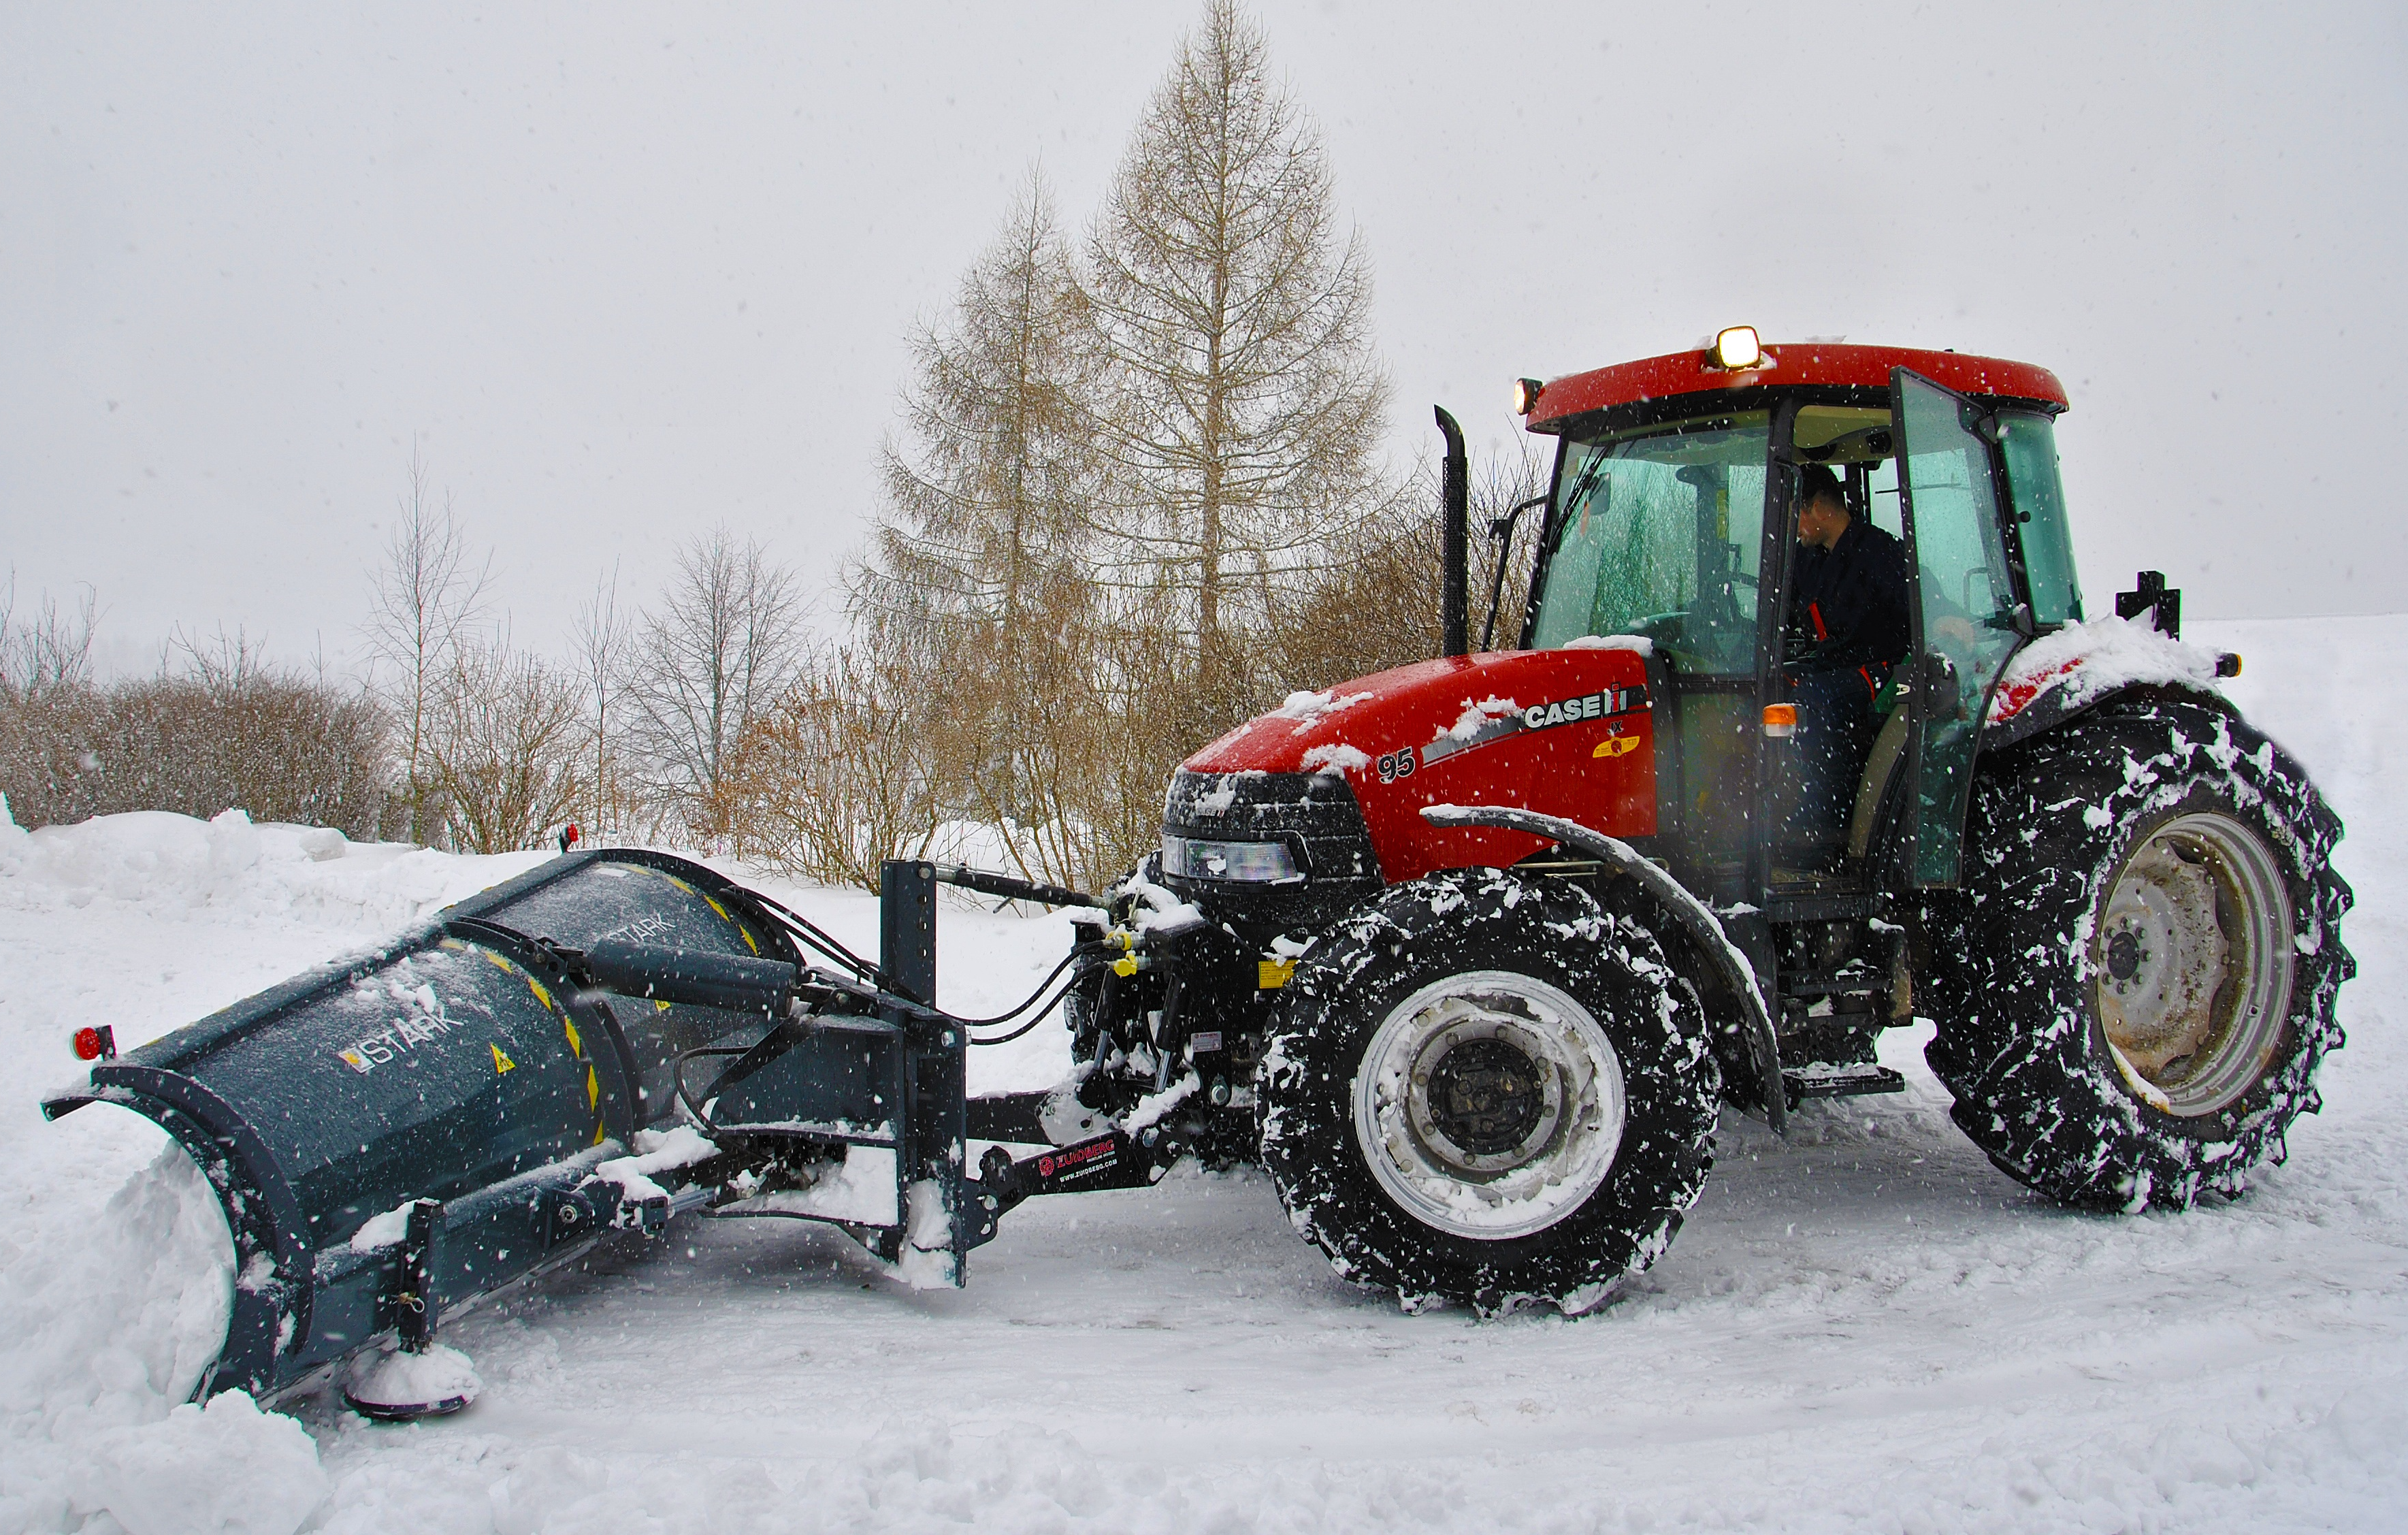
[41,850,797,1406]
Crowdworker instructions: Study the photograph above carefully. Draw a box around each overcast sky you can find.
[6,2,2403,677]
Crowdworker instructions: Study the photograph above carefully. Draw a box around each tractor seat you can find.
[1847,705,1914,860]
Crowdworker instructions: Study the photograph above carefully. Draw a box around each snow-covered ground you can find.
[3,615,2405,1534]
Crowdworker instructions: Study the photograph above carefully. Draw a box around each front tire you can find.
[1922,696,2354,1211]
[1258,867,1719,1315]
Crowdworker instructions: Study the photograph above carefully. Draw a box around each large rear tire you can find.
[1258,867,1719,1316]
[1921,696,2354,1211]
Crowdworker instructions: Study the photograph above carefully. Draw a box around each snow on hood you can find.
[1988,613,2224,725]
[1558,634,1653,656]
[1269,688,1373,730]
[1300,743,1371,777]
[1445,696,1520,741]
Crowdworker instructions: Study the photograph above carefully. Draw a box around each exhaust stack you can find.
[1437,405,1469,658]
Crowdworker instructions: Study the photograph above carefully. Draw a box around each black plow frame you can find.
[44,852,1139,1407]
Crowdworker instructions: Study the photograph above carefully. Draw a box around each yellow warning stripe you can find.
[464,940,611,1146]
[640,864,762,953]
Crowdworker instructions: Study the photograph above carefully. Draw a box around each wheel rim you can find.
[1352,970,1626,1241]
[2093,811,2294,1117]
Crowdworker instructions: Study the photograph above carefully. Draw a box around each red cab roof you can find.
[1525,341,2067,433]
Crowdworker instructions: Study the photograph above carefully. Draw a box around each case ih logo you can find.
[1417,685,1648,772]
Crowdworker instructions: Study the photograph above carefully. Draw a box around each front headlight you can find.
[1161,833,1301,884]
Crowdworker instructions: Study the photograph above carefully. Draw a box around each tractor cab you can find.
[1515,333,2082,907]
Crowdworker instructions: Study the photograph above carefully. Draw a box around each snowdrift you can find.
[1,615,2404,1532]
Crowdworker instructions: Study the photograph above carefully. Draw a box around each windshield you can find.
[1528,413,1770,673]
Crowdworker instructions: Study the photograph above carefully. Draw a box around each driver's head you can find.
[1795,464,1851,551]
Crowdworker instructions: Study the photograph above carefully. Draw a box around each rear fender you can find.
[1983,677,2236,754]
[1420,803,1786,1134]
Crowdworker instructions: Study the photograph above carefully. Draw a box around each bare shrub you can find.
[421,636,586,854]
[570,564,645,841]
[0,682,110,831]
[361,452,493,843]
[623,528,809,845]
[1269,440,1549,692]
[1,577,98,698]
[0,625,391,838]
[723,634,941,891]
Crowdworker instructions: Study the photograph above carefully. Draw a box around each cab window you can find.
[1997,411,2082,625]
[1529,413,1770,675]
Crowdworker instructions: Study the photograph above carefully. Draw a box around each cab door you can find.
[1890,368,2028,887]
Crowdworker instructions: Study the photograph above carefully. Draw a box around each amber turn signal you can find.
[1761,704,1797,739]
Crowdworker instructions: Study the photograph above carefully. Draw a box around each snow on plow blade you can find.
[40,850,815,1405]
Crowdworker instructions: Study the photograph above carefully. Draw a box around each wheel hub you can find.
[1425,1037,1546,1155]
[1354,971,1625,1241]
[2105,928,2144,982]
[2093,811,2294,1116]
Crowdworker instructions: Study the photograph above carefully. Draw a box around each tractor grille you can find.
[1158,770,1383,937]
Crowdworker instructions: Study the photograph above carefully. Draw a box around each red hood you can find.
[1185,643,1657,883]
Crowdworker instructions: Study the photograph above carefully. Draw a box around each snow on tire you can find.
[1921,695,2354,1212]
[1257,867,1718,1316]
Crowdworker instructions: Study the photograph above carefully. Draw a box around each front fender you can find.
[1420,803,1786,1135]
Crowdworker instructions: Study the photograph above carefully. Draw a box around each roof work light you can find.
[1512,377,1545,415]
[1711,326,1764,370]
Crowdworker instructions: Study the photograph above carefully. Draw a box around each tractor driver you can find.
[1784,464,1910,858]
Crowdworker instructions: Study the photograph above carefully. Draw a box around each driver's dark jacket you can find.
[1788,518,1910,681]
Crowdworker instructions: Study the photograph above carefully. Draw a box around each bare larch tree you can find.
[1084,0,1390,727]
[847,172,1111,884]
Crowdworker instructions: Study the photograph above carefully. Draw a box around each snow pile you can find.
[1124,875,1205,935]
[1444,695,1518,740]
[1988,612,2224,724]
[345,1199,421,1254]
[1270,688,1372,728]
[0,802,550,941]
[1300,742,1371,776]
[0,1145,324,1533]
[69,1389,327,1535]
[591,1125,720,1208]
[340,1343,481,1417]
[1558,633,1653,655]
[0,1146,233,1442]
[752,1145,901,1226]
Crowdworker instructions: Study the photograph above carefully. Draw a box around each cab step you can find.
[1783,1063,1906,1101]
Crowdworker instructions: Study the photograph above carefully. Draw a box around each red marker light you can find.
[72,1027,105,1061]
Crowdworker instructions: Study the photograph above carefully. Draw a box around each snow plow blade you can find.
[37,851,983,1407]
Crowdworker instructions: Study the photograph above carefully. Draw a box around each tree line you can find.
[1,2,1541,889]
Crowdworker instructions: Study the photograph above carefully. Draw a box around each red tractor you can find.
[1055,331,2354,1315]
[48,334,2356,1418]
